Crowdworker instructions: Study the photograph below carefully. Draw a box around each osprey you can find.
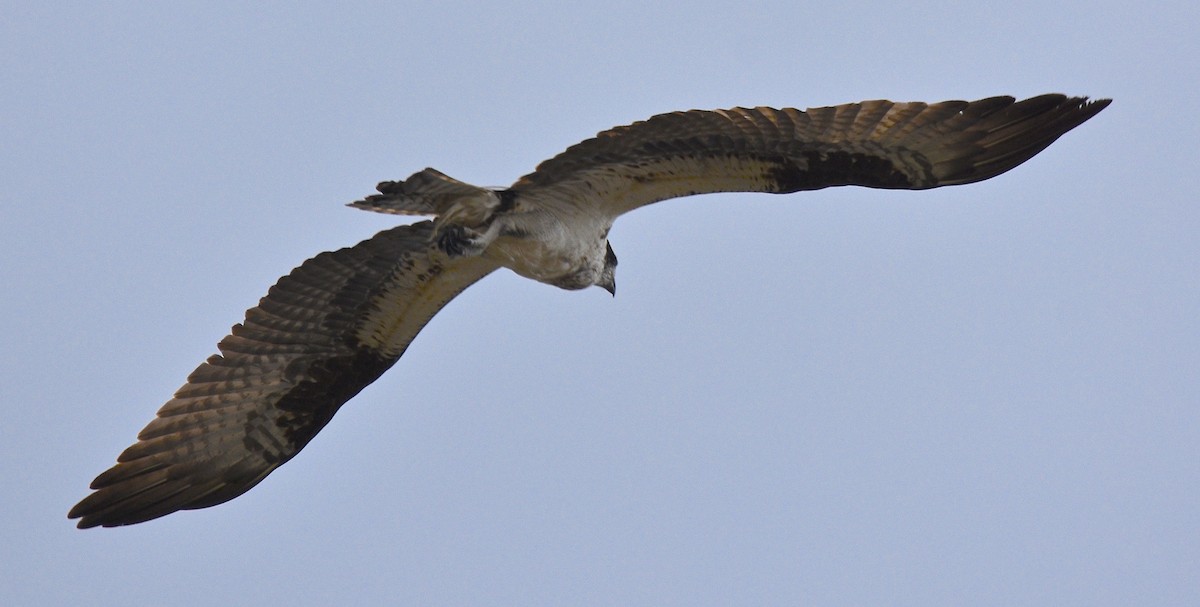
[70,94,1109,528]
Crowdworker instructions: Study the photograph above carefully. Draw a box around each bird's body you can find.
[70,94,1109,528]
[486,206,614,291]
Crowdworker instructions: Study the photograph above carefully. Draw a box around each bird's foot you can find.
[435,224,487,257]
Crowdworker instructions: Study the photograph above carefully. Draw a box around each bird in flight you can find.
[70,94,1109,528]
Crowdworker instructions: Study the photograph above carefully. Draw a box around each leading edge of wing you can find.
[68,221,498,528]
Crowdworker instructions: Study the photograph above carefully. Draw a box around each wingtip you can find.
[68,513,103,530]
[1063,95,1112,117]
[1087,97,1113,112]
[67,494,116,529]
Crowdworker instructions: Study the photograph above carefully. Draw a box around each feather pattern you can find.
[68,222,496,527]
[350,168,499,217]
[511,95,1110,217]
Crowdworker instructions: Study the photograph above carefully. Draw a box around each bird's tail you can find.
[348,168,500,219]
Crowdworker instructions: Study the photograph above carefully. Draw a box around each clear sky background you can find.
[3,2,1196,605]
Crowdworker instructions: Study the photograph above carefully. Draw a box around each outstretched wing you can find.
[510,94,1110,216]
[69,221,498,528]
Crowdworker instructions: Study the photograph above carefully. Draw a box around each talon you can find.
[436,225,483,257]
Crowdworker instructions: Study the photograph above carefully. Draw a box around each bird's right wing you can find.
[509,94,1110,218]
[69,221,498,528]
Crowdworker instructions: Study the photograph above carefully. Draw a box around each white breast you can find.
[484,206,611,288]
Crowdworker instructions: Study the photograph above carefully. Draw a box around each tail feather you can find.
[348,168,497,217]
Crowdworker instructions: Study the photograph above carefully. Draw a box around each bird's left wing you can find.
[69,221,497,528]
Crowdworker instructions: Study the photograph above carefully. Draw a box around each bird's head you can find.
[598,241,617,296]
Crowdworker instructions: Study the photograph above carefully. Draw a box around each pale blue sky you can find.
[3,1,1197,605]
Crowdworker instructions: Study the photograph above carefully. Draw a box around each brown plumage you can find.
[507,94,1110,216]
[70,94,1108,528]
[69,223,497,527]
